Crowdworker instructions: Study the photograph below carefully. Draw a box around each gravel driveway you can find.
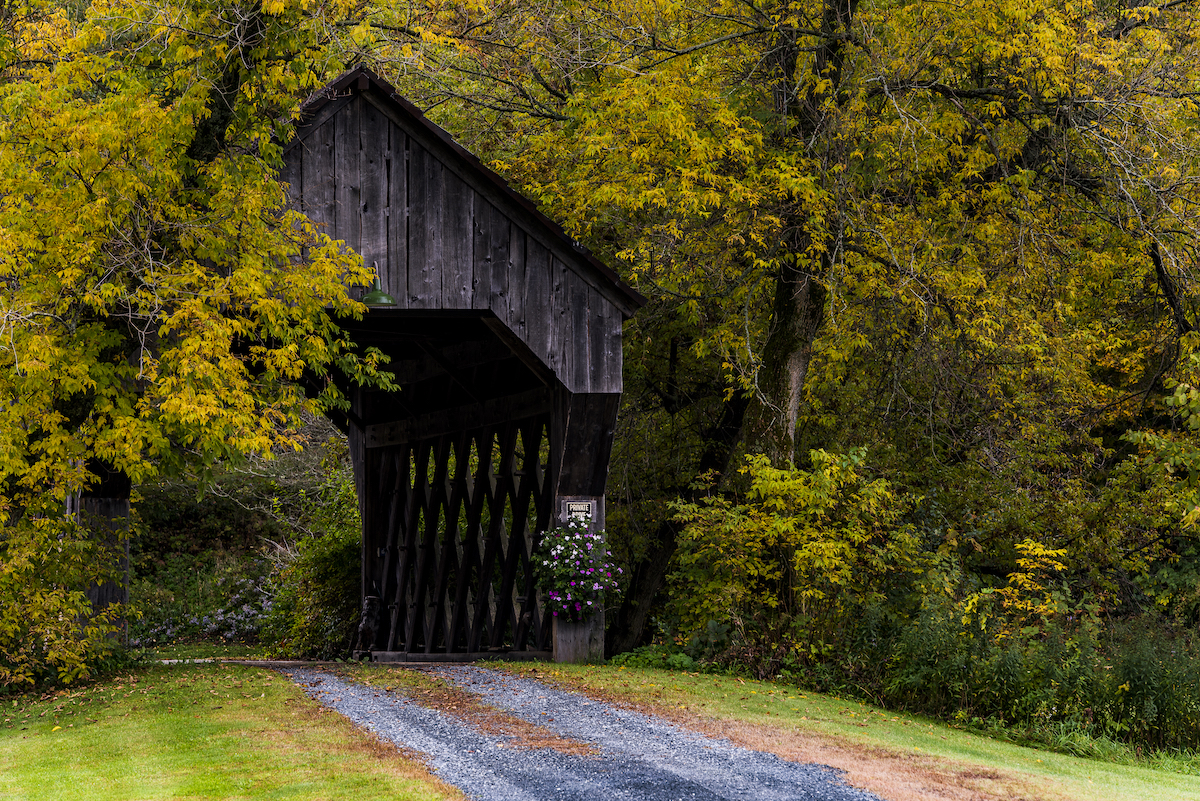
[284,665,883,801]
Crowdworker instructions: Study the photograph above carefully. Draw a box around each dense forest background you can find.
[5,0,1200,754]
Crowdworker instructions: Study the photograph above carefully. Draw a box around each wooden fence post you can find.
[552,496,605,663]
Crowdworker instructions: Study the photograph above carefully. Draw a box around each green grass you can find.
[8,656,1195,801]
[145,642,270,661]
[0,663,459,801]
[512,663,1200,801]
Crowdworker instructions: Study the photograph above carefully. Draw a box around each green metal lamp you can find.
[362,271,396,307]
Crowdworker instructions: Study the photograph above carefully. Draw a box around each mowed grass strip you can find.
[501,663,1200,801]
[148,643,269,661]
[0,663,461,801]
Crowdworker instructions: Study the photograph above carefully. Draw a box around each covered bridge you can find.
[282,66,643,661]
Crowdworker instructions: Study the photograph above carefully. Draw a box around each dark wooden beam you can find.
[386,337,514,385]
[365,387,553,448]
[480,316,556,387]
[551,390,621,498]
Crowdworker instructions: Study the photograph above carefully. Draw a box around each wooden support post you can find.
[552,496,605,663]
[78,459,131,642]
[80,497,130,616]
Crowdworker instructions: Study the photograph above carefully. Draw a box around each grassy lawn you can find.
[0,662,460,801]
[144,642,271,661]
[497,662,1200,801]
[6,656,1197,801]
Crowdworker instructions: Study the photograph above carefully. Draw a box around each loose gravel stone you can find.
[283,665,882,801]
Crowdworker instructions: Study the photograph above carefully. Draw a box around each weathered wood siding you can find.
[284,93,624,395]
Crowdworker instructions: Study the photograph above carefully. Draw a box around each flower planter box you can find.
[553,610,605,663]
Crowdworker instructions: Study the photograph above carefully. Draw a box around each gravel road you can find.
[284,665,883,801]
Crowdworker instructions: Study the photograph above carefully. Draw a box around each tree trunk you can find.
[606,521,678,655]
[744,0,856,463]
[748,261,827,463]
[607,393,749,655]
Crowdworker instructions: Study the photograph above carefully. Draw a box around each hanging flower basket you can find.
[536,515,622,623]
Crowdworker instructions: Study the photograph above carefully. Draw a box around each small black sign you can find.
[565,501,593,519]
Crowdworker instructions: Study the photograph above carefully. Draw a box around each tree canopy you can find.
[6,0,1200,705]
[0,0,389,684]
[363,0,1200,650]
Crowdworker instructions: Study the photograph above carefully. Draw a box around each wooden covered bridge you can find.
[283,67,643,661]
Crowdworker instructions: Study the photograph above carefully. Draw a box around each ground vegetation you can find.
[7,0,1200,758]
[0,661,459,799]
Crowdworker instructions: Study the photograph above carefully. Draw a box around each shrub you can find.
[261,522,360,659]
[120,422,363,660]
[883,561,1200,751]
[609,644,698,671]
[662,447,1200,751]
[128,550,272,646]
[535,516,621,622]
[259,455,361,659]
[0,515,128,688]
[669,449,922,677]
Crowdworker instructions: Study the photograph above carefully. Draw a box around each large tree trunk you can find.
[744,0,856,463]
[610,0,861,648]
[605,518,679,656]
[606,393,749,655]
[748,261,828,463]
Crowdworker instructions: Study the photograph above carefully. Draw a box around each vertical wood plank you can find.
[429,431,469,651]
[471,193,493,311]
[470,425,516,650]
[404,441,439,649]
[389,444,425,651]
[279,149,301,210]
[443,171,474,308]
[388,124,409,308]
[566,267,591,392]
[359,97,390,294]
[491,446,532,649]
[511,420,543,650]
[423,144,447,308]
[347,388,367,614]
[487,207,512,319]
[373,449,402,649]
[533,418,555,652]
[450,430,487,649]
[334,97,362,259]
[407,142,442,308]
[301,118,336,234]
[588,288,622,394]
[524,238,552,374]
[382,447,410,649]
[546,257,570,387]
[360,447,381,601]
[506,229,526,340]
[415,436,452,651]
